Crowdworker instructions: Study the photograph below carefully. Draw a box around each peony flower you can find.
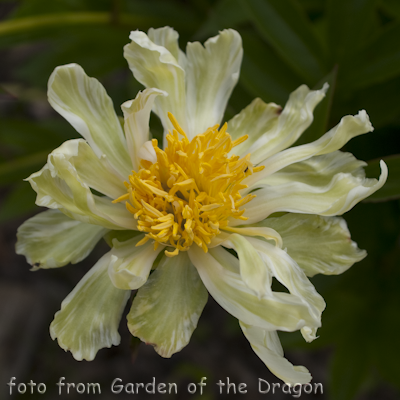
[16,27,387,385]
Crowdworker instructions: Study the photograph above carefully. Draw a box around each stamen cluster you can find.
[113,113,264,257]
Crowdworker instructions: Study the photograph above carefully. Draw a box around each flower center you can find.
[113,113,264,257]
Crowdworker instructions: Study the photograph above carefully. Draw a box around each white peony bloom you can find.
[16,27,387,385]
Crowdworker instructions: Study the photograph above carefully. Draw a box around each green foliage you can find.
[1,0,400,398]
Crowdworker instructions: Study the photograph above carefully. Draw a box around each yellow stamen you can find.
[136,236,150,246]
[165,248,179,257]
[112,193,129,203]
[232,134,249,147]
[115,113,263,257]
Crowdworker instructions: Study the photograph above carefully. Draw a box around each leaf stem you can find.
[0,12,170,36]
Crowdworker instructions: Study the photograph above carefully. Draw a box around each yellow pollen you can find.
[113,113,264,257]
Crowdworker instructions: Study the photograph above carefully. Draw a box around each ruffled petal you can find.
[16,209,107,270]
[221,233,272,299]
[247,110,375,187]
[257,213,367,277]
[127,252,208,357]
[227,98,281,157]
[246,84,328,164]
[240,322,312,385]
[50,139,126,199]
[124,29,188,136]
[26,145,137,230]
[50,253,130,361]
[108,235,164,290]
[185,29,243,138]
[147,26,187,68]
[222,225,283,247]
[238,160,387,224]
[256,151,367,187]
[121,88,167,171]
[48,64,131,178]
[246,237,325,342]
[189,245,319,332]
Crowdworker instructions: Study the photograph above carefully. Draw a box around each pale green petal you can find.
[222,225,283,247]
[16,209,107,270]
[257,151,367,187]
[127,253,208,358]
[257,213,367,277]
[247,237,325,342]
[27,148,137,230]
[209,225,282,249]
[50,139,126,199]
[124,30,188,136]
[50,253,130,361]
[186,29,242,138]
[238,160,387,225]
[121,88,167,171]
[148,26,187,68]
[222,233,272,299]
[240,322,311,385]
[108,235,164,290]
[227,98,281,157]
[189,245,319,332]
[48,64,131,178]
[247,84,328,164]
[247,110,374,187]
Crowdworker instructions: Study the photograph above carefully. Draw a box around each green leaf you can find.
[239,29,304,105]
[0,150,52,186]
[296,65,338,145]
[346,23,400,89]
[194,0,248,39]
[9,0,88,18]
[0,183,39,222]
[242,0,327,84]
[327,0,380,63]
[0,10,198,48]
[364,155,400,202]
[0,119,75,156]
[381,0,400,20]
[337,74,400,129]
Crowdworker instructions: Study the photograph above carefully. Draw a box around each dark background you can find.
[1,0,400,399]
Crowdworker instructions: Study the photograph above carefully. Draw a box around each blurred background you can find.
[1,0,400,399]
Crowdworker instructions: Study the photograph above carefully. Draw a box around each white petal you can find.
[50,252,130,361]
[240,322,312,385]
[48,64,131,178]
[222,225,283,247]
[50,139,126,199]
[185,29,243,138]
[148,26,187,68]
[256,151,367,187]
[247,110,374,187]
[138,141,157,164]
[239,160,387,224]
[121,88,167,170]
[26,147,137,230]
[108,235,164,290]
[248,83,328,164]
[221,233,272,299]
[227,98,281,157]
[127,252,208,357]
[189,245,319,332]
[16,209,107,269]
[247,237,325,342]
[258,213,367,277]
[124,30,188,137]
